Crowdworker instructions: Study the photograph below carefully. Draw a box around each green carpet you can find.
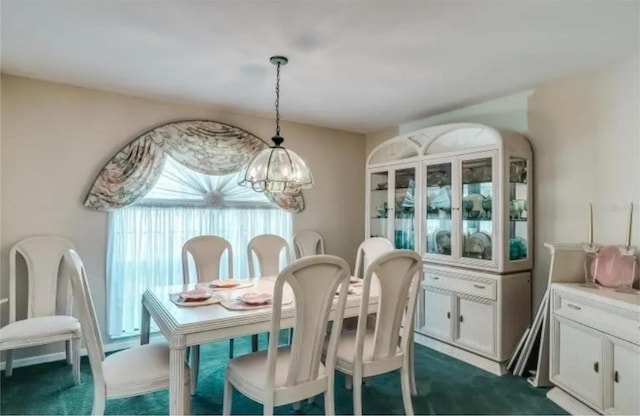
[0,337,566,415]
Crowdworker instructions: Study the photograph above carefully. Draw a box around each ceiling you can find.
[1,1,638,133]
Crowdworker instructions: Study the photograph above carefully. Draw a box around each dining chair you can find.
[64,249,190,416]
[352,236,417,394]
[293,230,325,258]
[0,236,80,384]
[182,235,234,393]
[332,250,422,416]
[223,255,351,416]
[353,237,394,278]
[247,234,292,351]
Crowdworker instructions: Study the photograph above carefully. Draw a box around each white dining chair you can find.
[247,234,292,351]
[0,236,80,384]
[352,237,418,394]
[353,237,394,279]
[223,255,351,416]
[182,235,234,393]
[332,250,422,416]
[293,230,325,258]
[64,249,191,416]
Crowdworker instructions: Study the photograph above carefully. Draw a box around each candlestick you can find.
[588,203,593,246]
[626,203,633,248]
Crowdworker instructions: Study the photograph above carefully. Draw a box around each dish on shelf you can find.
[428,186,451,210]
[434,230,451,255]
[375,183,388,190]
[464,231,492,260]
[509,237,528,260]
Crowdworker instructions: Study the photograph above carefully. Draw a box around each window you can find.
[107,157,292,338]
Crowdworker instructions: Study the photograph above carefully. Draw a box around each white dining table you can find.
[140,276,379,416]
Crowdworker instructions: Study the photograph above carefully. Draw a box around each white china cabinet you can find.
[366,123,533,375]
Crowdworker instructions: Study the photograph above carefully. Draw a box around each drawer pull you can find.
[567,303,582,311]
[614,371,619,383]
[594,362,599,373]
[473,284,486,289]
[446,312,450,319]
[432,276,440,280]
[459,315,464,323]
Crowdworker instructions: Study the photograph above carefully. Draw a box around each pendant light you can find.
[240,56,314,193]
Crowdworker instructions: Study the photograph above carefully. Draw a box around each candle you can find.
[588,203,593,245]
[626,203,634,248]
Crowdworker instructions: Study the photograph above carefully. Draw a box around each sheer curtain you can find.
[107,157,292,338]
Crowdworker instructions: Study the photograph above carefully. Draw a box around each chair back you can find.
[293,230,325,258]
[182,236,233,283]
[356,250,421,362]
[354,237,394,278]
[266,255,350,390]
[64,249,106,381]
[8,236,75,323]
[247,234,291,277]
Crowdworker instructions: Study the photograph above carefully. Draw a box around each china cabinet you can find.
[366,123,533,374]
[547,283,640,415]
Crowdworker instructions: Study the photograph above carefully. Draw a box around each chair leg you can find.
[222,379,232,416]
[325,374,335,416]
[345,375,352,390]
[66,340,72,365]
[409,338,417,396]
[184,376,192,415]
[72,337,81,385]
[92,385,106,416]
[190,345,200,394]
[251,334,259,352]
[263,399,274,416]
[353,372,363,416]
[401,364,414,416]
[228,339,234,359]
[5,350,13,377]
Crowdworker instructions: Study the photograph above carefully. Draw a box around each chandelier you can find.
[240,56,314,193]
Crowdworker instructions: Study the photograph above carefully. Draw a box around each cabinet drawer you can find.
[554,293,640,345]
[424,272,496,300]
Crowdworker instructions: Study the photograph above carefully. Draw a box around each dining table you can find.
[140,276,380,416]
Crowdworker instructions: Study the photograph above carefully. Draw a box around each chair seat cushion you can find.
[333,329,401,368]
[103,342,187,391]
[0,316,80,343]
[227,346,326,397]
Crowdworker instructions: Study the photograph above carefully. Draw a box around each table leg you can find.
[170,347,188,415]
[141,300,150,345]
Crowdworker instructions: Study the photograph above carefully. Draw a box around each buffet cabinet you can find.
[548,284,640,415]
[366,123,533,374]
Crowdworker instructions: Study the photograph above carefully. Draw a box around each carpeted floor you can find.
[0,336,566,415]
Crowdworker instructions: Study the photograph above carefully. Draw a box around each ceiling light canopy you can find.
[240,56,314,194]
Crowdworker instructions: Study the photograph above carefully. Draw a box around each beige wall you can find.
[366,57,640,307]
[1,74,365,358]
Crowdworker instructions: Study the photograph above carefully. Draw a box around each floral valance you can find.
[83,120,304,212]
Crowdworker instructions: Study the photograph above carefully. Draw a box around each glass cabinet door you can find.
[369,171,390,239]
[393,167,416,249]
[424,161,453,257]
[509,157,529,261]
[459,154,495,262]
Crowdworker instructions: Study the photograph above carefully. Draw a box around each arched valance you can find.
[83,120,304,212]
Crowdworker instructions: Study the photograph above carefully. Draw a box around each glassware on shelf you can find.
[581,243,601,289]
[482,199,492,219]
[616,246,639,294]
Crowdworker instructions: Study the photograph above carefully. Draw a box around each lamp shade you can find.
[240,144,313,193]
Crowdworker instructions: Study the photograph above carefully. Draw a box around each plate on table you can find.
[464,232,492,259]
[170,290,222,307]
[238,292,272,306]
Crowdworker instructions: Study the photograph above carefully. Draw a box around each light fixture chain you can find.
[275,61,281,137]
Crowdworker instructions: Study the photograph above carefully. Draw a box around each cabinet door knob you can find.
[594,362,599,373]
[459,315,464,323]
[614,370,619,383]
[446,312,450,319]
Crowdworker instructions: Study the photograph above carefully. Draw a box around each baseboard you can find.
[546,387,599,415]
[414,332,507,376]
[0,336,163,371]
